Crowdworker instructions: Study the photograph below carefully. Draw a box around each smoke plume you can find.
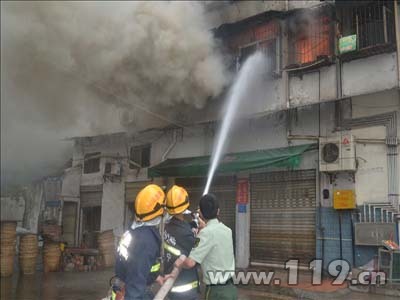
[1,1,228,189]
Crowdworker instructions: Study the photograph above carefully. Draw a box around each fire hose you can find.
[104,255,186,300]
[153,255,186,300]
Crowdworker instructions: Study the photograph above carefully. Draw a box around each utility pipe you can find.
[338,211,343,261]
[161,130,178,161]
[153,255,186,300]
[350,213,356,267]
[395,0,400,87]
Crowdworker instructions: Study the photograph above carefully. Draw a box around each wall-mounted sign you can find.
[236,179,249,204]
[339,35,357,54]
[333,189,356,209]
[237,204,247,213]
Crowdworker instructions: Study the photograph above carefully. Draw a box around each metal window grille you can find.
[338,0,396,50]
[288,13,333,66]
[225,20,281,73]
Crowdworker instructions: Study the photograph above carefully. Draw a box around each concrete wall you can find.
[204,1,286,29]
[23,182,44,234]
[184,53,398,126]
[154,106,323,163]
[73,133,128,187]
[61,166,81,200]
[351,90,400,205]
[342,53,399,98]
[0,196,25,223]
[203,0,323,29]
[100,182,125,237]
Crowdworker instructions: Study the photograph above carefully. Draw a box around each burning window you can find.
[129,145,151,169]
[337,0,396,53]
[288,12,333,66]
[226,20,280,73]
[83,152,101,174]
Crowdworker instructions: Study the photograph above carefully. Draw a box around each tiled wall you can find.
[316,207,382,270]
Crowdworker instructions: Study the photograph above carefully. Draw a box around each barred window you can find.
[337,0,396,51]
[288,12,333,66]
[225,20,281,73]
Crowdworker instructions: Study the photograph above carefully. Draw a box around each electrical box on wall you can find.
[333,189,356,209]
[319,132,356,172]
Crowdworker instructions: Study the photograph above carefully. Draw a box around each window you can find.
[225,20,280,73]
[238,39,279,74]
[81,206,101,248]
[83,152,100,174]
[288,12,333,66]
[129,145,151,169]
[104,162,112,174]
[337,0,396,53]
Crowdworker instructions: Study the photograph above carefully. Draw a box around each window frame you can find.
[83,152,101,174]
[129,144,151,169]
[238,36,281,75]
[287,11,334,67]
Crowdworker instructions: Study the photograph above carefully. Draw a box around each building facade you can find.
[60,0,400,271]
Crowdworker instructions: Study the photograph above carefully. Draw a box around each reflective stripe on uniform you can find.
[163,243,181,256]
[117,231,132,260]
[150,262,160,273]
[170,280,199,293]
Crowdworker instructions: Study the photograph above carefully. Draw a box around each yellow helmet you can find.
[135,184,165,222]
[166,185,189,215]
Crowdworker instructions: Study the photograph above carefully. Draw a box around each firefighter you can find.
[163,185,200,300]
[173,193,237,300]
[114,184,166,300]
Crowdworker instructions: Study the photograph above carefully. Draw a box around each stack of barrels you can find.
[97,230,115,267]
[43,242,61,272]
[0,221,17,277]
[19,234,38,275]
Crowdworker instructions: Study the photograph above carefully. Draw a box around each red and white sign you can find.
[236,179,249,204]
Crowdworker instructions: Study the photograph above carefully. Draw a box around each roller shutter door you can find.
[62,202,77,246]
[80,185,103,208]
[124,181,152,228]
[125,181,153,203]
[175,176,236,236]
[80,185,102,248]
[250,169,316,265]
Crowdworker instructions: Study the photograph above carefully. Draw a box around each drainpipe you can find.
[161,130,178,161]
[395,0,400,87]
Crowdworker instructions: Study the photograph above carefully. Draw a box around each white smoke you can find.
[1,1,228,189]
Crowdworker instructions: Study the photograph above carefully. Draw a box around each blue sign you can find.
[237,204,247,213]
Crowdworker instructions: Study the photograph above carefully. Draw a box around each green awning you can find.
[148,143,317,177]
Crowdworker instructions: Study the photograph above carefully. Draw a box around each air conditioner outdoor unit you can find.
[319,132,356,172]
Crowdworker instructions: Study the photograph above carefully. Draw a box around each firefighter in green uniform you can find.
[173,193,237,300]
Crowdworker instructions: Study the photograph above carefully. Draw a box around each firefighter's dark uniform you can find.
[164,217,199,300]
[115,225,161,300]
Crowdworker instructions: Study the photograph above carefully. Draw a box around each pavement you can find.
[1,268,399,300]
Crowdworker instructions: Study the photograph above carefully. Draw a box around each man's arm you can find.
[174,256,197,269]
[174,228,212,269]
